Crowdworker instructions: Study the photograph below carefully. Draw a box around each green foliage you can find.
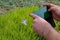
[0,0,60,10]
[0,0,60,40]
[0,6,45,40]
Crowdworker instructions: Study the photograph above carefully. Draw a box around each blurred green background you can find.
[0,0,60,11]
[0,0,60,40]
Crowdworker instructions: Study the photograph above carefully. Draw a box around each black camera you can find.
[32,6,56,28]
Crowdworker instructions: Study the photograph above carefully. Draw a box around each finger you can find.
[29,13,39,19]
[48,7,56,12]
[48,7,53,11]
[43,3,56,7]
[53,13,60,21]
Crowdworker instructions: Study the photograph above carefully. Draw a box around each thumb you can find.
[43,3,56,7]
[29,13,39,19]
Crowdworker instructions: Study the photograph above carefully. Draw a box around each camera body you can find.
[33,6,56,27]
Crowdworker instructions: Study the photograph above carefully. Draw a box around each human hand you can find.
[44,3,60,21]
[29,14,53,36]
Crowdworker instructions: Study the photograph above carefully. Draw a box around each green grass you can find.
[0,6,45,40]
[0,6,60,40]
